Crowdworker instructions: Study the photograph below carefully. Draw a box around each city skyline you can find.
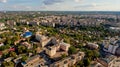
[0,0,120,11]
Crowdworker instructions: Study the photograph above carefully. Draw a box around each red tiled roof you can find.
[9,48,15,51]
[0,51,3,55]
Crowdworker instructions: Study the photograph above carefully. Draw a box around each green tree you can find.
[93,50,100,58]
[1,61,14,67]
[68,46,77,55]
[86,50,93,60]
[21,55,28,62]
[33,44,37,49]
[2,53,9,58]
[61,54,67,59]
[84,58,91,67]
[0,45,10,51]
[85,50,100,60]
[12,36,19,42]
[4,38,12,45]
[18,46,26,54]
[9,51,17,58]
[32,50,37,55]
[77,61,84,67]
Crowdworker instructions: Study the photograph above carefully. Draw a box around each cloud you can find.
[43,0,64,5]
[0,0,7,3]
[74,0,82,2]
[14,6,32,10]
[73,3,107,11]
[0,4,49,11]
[74,3,99,8]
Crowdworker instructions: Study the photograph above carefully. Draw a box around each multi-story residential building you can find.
[45,39,70,57]
[50,51,85,67]
[46,46,57,57]
[97,55,119,67]
[78,19,101,27]
[115,47,120,56]
[29,21,39,26]
[22,55,46,67]
[40,22,55,27]
[102,37,120,55]
[6,20,16,26]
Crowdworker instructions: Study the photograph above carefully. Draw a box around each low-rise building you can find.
[60,42,70,51]
[4,57,14,62]
[0,42,4,46]
[13,57,22,64]
[0,23,6,30]
[21,42,31,49]
[0,23,5,27]
[22,31,32,38]
[86,42,99,50]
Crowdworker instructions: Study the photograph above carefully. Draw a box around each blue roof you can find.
[23,32,32,38]
[21,62,27,65]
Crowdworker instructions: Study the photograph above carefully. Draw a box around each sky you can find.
[0,0,120,11]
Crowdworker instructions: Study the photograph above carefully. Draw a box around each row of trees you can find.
[2,51,17,58]
[1,61,14,67]
[77,58,91,67]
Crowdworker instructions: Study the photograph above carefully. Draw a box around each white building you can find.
[46,46,57,57]
[35,33,51,47]
[109,27,120,32]
[0,23,6,30]
[45,39,70,57]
